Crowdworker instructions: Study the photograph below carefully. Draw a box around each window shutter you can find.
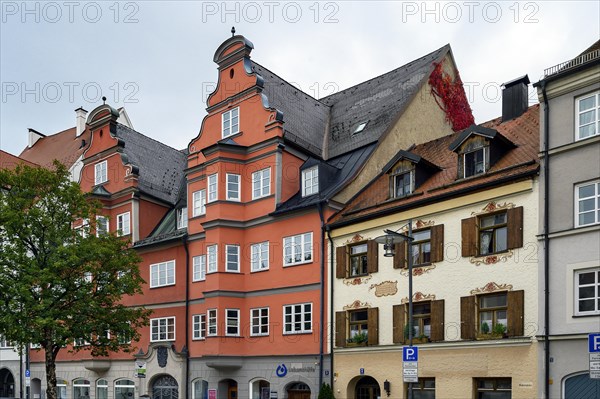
[392,304,406,343]
[460,295,476,340]
[430,225,445,263]
[430,299,445,342]
[367,307,379,346]
[507,206,524,249]
[367,240,378,274]
[335,311,346,348]
[507,290,524,337]
[336,246,347,279]
[461,217,478,257]
[393,241,406,269]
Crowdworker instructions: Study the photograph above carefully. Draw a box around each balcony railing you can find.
[544,49,599,77]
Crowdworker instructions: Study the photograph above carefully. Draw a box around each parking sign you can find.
[403,346,418,362]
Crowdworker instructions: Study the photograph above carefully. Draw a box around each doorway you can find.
[286,382,311,399]
[0,369,14,398]
[355,376,380,399]
[151,375,179,399]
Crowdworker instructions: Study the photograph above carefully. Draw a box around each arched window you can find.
[152,375,178,399]
[73,379,90,399]
[115,379,135,399]
[56,379,67,399]
[96,379,108,399]
[250,379,270,399]
[192,379,208,399]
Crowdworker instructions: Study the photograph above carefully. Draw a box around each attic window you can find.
[302,166,319,197]
[458,137,490,179]
[353,121,368,135]
[177,207,188,229]
[389,161,415,198]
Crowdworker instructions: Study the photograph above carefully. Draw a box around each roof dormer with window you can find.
[381,150,441,199]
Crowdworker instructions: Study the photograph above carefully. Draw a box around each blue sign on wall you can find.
[403,346,418,362]
[589,334,600,353]
[359,368,364,375]
[276,364,288,377]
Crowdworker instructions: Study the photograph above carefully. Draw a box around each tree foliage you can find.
[318,383,335,399]
[0,162,149,399]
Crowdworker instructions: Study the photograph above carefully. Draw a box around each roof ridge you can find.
[116,123,185,155]
[320,44,450,102]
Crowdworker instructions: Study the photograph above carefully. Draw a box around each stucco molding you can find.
[344,234,367,244]
[470,282,513,295]
[343,300,372,310]
[369,281,398,297]
[469,250,514,266]
[471,201,515,216]
[400,291,436,304]
[399,264,436,276]
[343,275,373,286]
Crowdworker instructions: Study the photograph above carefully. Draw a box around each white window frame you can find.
[283,303,312,334]
[192,189,206,217]
[225,244,240,272]
[302,166,319,197]
[283,232,313,266]
[251,242,269,272]
[252,168,271,200]
[116,212,130,236]
[0,336,12,348]
[207,309,217,336]
[225,309,240,336]
[150,317,175,342]
[207,245,218,274]
[222,107,240,138]
[574,268,600,316]
[150,260,176,288]
[193,255,206,282]
[208,174,218,203]
[226,173,241,201]
[96,216,108,237]
[463,147,486,178]
[177,207,188,229]
[95,160,107,185]
[576,91,600,140]
[192,314,206,340]
[250,307,269,337]
[575,180,600,227]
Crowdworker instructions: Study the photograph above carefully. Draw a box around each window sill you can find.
[150,340,175,343]
[250,194,273,202]
[250,333,270,338]
[192,337,206,341]
[192,279,206,283]
[283,331,312,336]
[190,214,206,220]
[284,260,313,267]
[149,283,176,289]
[572,313,600,318]
[250,268,270,273]
[222,131,243,141]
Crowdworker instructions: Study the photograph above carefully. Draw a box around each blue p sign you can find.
[403,346,418,361]
[589,333,600,353]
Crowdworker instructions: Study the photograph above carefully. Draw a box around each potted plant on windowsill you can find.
[346,331,368,347]
[412,334,430,344]
[403,324,419,344]
[477,322,507,340]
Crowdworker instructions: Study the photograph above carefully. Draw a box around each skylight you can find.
[353,121,368,134]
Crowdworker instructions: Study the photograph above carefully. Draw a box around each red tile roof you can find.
[19,127,91,169]
[0,150,38,170]
[329,104,540,226]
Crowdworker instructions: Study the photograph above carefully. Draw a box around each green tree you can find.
[0,162,150,399]
[318,382,335,399]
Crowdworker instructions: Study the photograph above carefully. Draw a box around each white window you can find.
[207,245,218,273]
[193,255,206,282]
[251,307,269,336]
[76,218,89,238]
[353,121,368,134]
[96,216,108,237]
[208,174,218,203]
[226,245,240,272]
[193,190,206,217]
[222,107,239,138]
[207,309,217,336]
[575,268,600,315]
[117,212,130,236]
[150,317,175,341]
[575,180,600,227]
[576,91,600,140]
[283,232,313,266]
[226,309,240,336]
[302,166,319,197]
[192,314,206,340]
[251,242,269,272]
[252,168,271,199]
[0,336,12,348]
[95,160,107,185]
[283,303,312,334]
[96,379,108,399]
[115,380,135,399]
[177,207,188,229]
[226,174,241,201]
[150,260,175,288]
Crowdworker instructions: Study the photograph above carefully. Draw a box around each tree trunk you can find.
[44,346,58,399]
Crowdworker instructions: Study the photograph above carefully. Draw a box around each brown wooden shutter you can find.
[507,206,524,249]
[336,246,347,279]
[460,295,476,340]
[367,240,378,274]
[507,290,524,337]
[430,225,445,263]
[335,311,347,348]
[392,304,406,343]
[461,217,478,257]
[393,241,406,269]
[367,307,379,346]
[430,299,445,342]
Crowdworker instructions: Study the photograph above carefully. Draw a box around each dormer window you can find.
[302,166,319,197]
[463,146,486,178]
[388,160,415,199]
[177,207,188,229]
[222,107,239,138]
[353,121,368,135]
[458,139,489,179]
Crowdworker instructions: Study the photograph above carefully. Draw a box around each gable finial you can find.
[102,96,106,105]
[231,26,235,37]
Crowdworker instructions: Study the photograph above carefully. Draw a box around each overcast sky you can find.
[1,1,599,156]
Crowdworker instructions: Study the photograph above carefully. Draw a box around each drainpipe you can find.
[326,228,335,388]
[540,81,550,399]
[317,203,326,391]
[183,234,190,399]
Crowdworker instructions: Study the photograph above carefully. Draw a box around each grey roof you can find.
[321,45,450,158]
[133,208,187,248]
[251,61,330,158]
[115,124,187,205]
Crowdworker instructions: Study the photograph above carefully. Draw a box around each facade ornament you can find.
[343,300,371,310]
[343,275,372,286]
[471,201,515,216]
[369,281,398,297]
[399,265,436,277]
[470,282,513,295]
[401,291,436,304]
[470,250,513,266]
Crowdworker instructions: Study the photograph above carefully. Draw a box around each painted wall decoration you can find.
[369,281,398,297]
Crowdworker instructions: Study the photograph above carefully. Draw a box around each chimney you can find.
[501,75,530,121]
[75,107,88,137]
[28,128,45,148]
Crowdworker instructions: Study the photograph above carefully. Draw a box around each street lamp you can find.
[375,219,415,399]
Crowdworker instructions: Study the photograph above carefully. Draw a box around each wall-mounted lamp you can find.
[383,380,391,397]
[374,229,412,257]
